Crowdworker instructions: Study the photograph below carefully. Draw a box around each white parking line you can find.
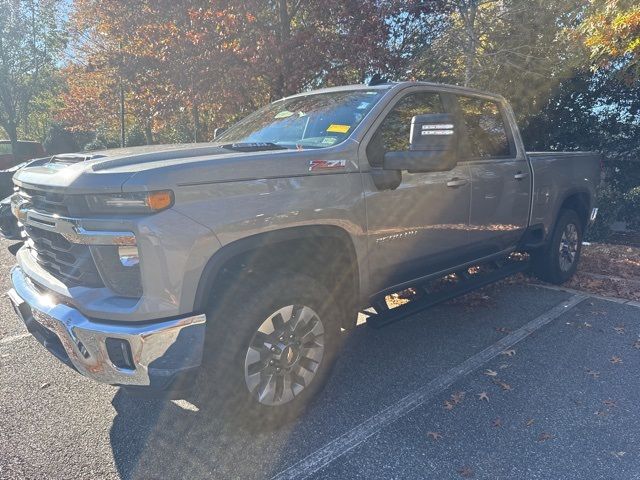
[0,332,31,345]
[271,294,588,480]
[532,283,639,306]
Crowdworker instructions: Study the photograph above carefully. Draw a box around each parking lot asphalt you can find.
[1,238,640,480]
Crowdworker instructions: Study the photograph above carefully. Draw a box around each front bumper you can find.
[8,266,207,389]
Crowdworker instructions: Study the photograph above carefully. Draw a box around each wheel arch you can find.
[193,225,361,329]
[557,190,591,229]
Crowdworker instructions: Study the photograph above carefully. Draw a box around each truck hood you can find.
[12,143,354,194]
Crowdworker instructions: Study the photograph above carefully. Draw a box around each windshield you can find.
[215,89,388,149]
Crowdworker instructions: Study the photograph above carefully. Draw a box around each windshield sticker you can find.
[274,110,295,119]
[327,124,351,134]
[357,102,370,110]
[321,137,338,145]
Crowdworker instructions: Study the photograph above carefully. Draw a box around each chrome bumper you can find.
[8,266,206,387]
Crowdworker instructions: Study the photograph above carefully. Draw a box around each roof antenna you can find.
[367,73,388,86]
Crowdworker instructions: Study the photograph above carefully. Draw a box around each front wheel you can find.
[530,209,583,284]
[197,271,342,427]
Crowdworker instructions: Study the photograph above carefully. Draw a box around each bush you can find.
[587,159,640,241]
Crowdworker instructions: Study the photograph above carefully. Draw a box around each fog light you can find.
[105,338,134,370]
[118,245,139,267]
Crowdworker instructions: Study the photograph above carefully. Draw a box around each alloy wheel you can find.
[558,223,579,272]
[244,305,325,406]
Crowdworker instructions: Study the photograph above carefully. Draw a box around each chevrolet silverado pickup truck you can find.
[7,81,600,423]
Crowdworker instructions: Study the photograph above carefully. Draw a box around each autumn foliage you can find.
[57,0,441,144]
[581,0,640,78]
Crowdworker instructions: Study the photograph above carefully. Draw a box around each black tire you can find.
[530,209,583,284]
[195,271,343,429]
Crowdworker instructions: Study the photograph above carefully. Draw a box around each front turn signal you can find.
[147,190,174,211]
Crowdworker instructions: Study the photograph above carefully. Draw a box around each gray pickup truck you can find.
[7,81,600,422]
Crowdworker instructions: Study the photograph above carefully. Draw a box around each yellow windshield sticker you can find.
[327,124,351,134]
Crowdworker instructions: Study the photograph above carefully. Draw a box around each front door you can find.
[361,89,472,295]
[455,95,531,255]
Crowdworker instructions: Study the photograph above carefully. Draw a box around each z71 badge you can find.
[308,159,347,172]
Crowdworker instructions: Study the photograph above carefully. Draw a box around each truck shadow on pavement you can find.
[108,284,571,480]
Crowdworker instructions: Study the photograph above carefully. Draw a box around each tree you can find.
[581,0,640,81]
[60,0,446,144]
[413,0,587,123]
[0,0,66,154]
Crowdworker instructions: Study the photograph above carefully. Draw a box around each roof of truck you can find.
[281,81,505,102]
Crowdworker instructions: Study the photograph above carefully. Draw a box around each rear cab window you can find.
[457,96,513,159]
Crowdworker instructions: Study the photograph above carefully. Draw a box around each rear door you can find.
[361,88,472,294]
[455,95,531,255]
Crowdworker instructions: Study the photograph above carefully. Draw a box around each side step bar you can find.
[364,259,529,329]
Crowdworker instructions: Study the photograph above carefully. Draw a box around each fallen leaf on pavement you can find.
[444,400,455,411]
[633,339,640,350]
[614,325,626,334]
[494,379,512,391]
[502,349,516,357]
[595,410,608,417]
[603,399,617,408]
[451,391,466,404]
[611,356,623,365]
[586,369,600,379]
[484,369,498,377]
[427,431,443,441]
[492,418,502,428]
[458,466,474,478]
[538,432,554,442]
[40,382,50,389]
[478,392,489,402]
[611,451,626,460]
[525,418,535,427]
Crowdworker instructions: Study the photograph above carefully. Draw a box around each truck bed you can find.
[527,151,601,235]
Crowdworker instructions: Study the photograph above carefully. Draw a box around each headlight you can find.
[84,190,174,214]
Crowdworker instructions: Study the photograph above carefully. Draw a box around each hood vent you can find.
[48,153,107,165]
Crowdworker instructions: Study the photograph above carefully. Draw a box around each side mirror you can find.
[213,127,227,140]
[383,113,457,173]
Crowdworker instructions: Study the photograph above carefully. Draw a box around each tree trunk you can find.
[144,118,154,145]
[192,103,200,143]
[6,120,19,159]
[461,2,479,87]
[272,0,292,100]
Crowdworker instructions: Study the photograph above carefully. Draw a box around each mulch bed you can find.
[563,243,640,301]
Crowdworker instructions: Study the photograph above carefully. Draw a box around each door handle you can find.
[446,178,468,188]
[514,172,529,180]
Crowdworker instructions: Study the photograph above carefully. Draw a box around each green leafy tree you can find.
[0,0,66,154]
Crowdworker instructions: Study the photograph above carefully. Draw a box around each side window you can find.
[458,96,511,158]
[377,92,444,152]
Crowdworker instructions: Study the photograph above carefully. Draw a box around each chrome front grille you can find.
[17,187,69,216]
[23,224,104,288]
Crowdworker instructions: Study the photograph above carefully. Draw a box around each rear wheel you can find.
[531,209,583,284]
[197,271,342,427]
